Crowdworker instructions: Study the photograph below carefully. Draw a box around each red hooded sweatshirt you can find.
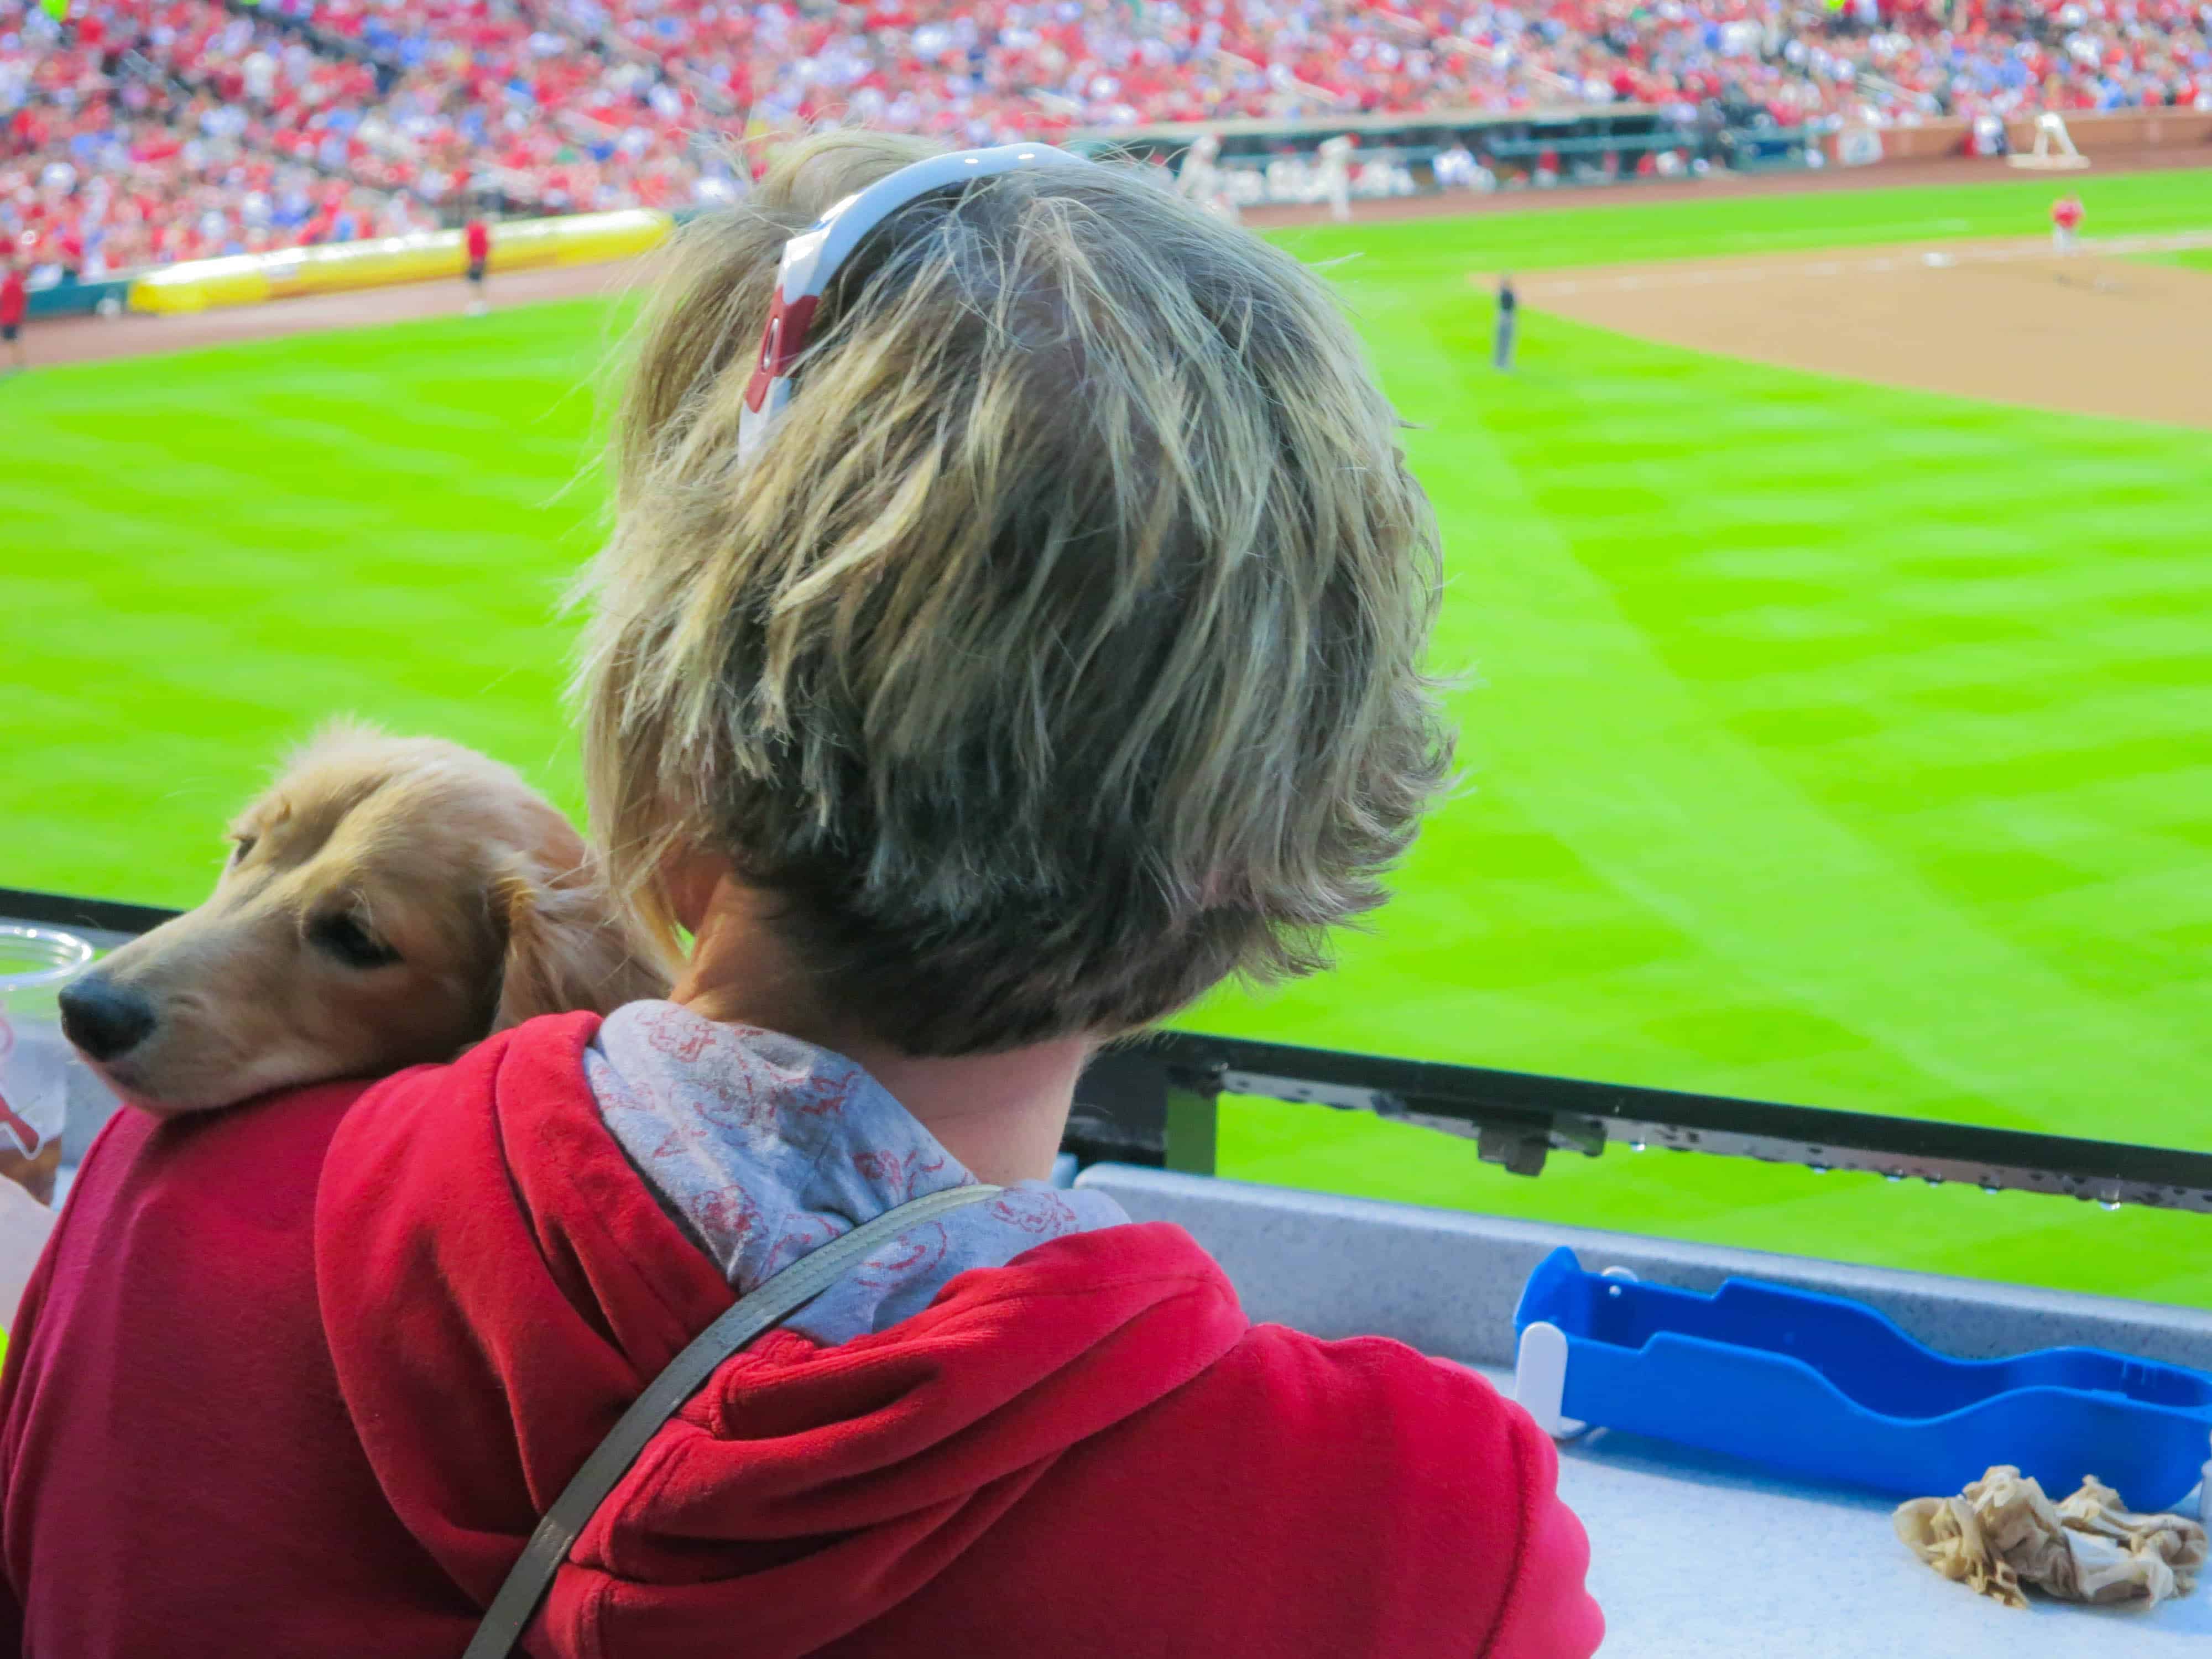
[0,1014,1600,1658]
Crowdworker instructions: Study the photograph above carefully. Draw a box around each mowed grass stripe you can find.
[2138,246,2212,272]
[2,303,605,896]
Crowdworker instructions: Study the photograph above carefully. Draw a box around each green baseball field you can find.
[6,170,2209,1304]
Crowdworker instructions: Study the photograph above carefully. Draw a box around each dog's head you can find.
[60,722,671,1115]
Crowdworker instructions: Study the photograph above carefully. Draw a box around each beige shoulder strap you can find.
[463,1181,1005,1658]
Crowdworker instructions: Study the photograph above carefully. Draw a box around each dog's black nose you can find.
[57,976,156,1063]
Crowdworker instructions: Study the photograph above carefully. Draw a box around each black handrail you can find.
[1072,1035,2212,1213]
[7,887,2207,1214]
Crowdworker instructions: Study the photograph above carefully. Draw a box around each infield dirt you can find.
[1511,237,2212,428]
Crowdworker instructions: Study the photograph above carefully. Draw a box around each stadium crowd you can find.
[6,0,2210,280]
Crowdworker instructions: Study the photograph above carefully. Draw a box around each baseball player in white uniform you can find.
[1178,132,1238,221]
[1317,134,1354,223]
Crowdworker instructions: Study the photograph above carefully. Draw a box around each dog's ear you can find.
[491,857,671,1032]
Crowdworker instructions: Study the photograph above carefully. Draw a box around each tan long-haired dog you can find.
[59,723,671,1115]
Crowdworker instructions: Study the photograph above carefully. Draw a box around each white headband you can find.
[736,143,1088,460]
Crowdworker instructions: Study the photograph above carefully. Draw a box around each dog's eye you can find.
[310,912,401,970]
[228,837,257,866]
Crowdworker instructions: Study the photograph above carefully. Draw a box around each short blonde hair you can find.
[578,131,1449,1055]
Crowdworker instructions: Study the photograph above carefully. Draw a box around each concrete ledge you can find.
[1074,1164,2212,1371]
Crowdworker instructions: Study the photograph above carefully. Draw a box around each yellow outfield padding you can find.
[128,208,673,315]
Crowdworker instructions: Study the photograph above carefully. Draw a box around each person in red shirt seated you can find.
[0,133,1601,1659]
[0,262,24,374]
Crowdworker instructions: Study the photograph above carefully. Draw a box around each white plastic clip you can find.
[1514,1320,1588,1440]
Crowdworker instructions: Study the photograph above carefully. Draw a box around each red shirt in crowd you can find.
[0,1013,1603,1658]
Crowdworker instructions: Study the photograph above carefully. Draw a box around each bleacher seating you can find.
[4,0,2208,279]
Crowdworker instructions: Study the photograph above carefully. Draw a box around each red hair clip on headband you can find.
[736,144,1088,460]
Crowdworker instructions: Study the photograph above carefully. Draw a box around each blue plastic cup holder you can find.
[1511,1247,2212,1512]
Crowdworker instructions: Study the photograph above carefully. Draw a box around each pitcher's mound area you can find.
[1512,239,2212,428]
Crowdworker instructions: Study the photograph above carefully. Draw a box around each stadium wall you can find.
[1095,104,2211,189]
[25,277,133,321]
[127,208,671,315]
[1844,107,2212,164]
[1078,105,1790,204]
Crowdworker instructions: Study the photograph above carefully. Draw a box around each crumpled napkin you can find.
[1894,1465,2208,1609]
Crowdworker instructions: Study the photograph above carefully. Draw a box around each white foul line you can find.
[1501,229,2212,296]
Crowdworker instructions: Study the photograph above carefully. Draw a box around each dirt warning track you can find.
[1511,234,2212,429]
[23,258,638,368]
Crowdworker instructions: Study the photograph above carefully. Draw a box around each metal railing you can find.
[1071,1033,2212,1214]
[8,886,2206,1215]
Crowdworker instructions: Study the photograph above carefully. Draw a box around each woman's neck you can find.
[667,867,1088,1188]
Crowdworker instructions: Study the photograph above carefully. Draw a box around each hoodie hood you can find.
[315,1012,1249,1658]
[582,1000,1129,1347]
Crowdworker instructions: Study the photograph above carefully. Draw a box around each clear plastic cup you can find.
[0,926,95,1204]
